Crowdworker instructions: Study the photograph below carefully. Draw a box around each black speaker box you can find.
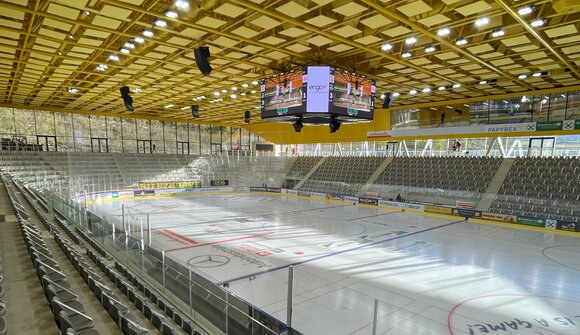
[119,86,134,111]
[191,105,199,118]
[194,47,212,76]
[244,110,250,123]
[382,93,392,109]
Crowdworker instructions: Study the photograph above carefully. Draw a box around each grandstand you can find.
[1,0,580,335]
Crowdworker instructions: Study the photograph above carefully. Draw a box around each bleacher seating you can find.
[490,157,580,222]
[299,157,384,196]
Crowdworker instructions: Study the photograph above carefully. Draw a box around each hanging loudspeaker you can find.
[244,110,250,123]
[382,93,393,109]
[191,105,199,118]
[119,86,134,111]
[194,47,212,76]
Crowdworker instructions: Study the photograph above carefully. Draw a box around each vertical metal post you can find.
[162,250,166,291]
[189,267,193,315]
[140,216,144,251]
[372,299,379,335]
[287,266,294,328]
[225,291,229,335]
[147,214,151,246]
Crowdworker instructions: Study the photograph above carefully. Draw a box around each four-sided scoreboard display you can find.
[260,66,376,123]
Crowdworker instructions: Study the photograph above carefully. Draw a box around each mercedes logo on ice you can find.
[187,255,230,268]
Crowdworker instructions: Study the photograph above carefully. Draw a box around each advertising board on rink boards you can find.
[424,205,453,215]
[378,200,425,212]
[481,212,517,223]
[138,181,201,189]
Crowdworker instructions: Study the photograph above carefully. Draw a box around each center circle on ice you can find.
[542,245,580,272]
[263,218,366,237]
[187,255,231,268]
[448,294,580,335]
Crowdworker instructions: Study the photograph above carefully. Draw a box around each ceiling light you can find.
[231,87,238,91]
[68,87,78,94]
[154,19,167,28]
[531,18,546,28]
[85,11,90,15]
[518,6,534,16]
[491,29,505,38]
[250,90,256,94]
[425,45,436,53]
[532,72,542,77]
[430,107,437,110]
[230,94,237,99]
[405,36,417,45]
[108,54,120,61]
[213,91,220,96]
[401,51,412,58]
[479,80,488,85]
[124,42,135,49]
[142,30,154,37]
[96,64,108,72]
[475,17,489,27]
[422,87,431,93]
[68,34,75,39]
[380,43,393,51]
[437,28,450,37]
[120,48,130,54]
[221,89,228,93]
[409,89,417,95]
[251,80,259,85]
[132,87,141,93]
[521,96,529,102]
[165,10,178,18]
[180,106,190,110]
[241,83,249,88]
[134,37,145,44]
[200,95,205,99]
[164,104,174,108]
[174,0,189,10]
[240,92,246,96]
[455,38,468,46]
[518,74,528,79]
[452,83,461,88]
[438,86,446,91]
[57,51,62,56]
[380,93,386,99]
[392,92,400,97]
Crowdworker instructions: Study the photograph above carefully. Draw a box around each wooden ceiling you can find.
[0,0,579,125]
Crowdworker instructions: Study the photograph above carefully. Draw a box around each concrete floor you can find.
[91,193,580,335]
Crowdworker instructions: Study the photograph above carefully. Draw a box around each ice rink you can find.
[89,193,580,335]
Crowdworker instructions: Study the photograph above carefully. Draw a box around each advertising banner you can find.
[311,192,326,199]
[233,186,249,192]
[210,179,229,186]
[266,187,282,193]
[367,130,392,139]
[481,212,517,223]
[138,181,201,189]
[111,191,120,199]
[378,200,425,212]
[325,193,344,201]
[425,205,453,215]
[359,197,379,206]
[455,200,475,209]
[119,191,134,198]
[576,120,580,130]
[134,190,155,197]
[155,189,177,196]
[297,191,311,198]
[516,216,545,227]
[344,196,359,203]
[249,187,267,192]
[556,221,579,232]
[544,219,557,229]
[536,121,563,131]
[285,190,298,195]
[452,208,482,218]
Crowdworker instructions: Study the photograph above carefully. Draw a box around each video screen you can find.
[331,69,375,118]
[261,68,305,118]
